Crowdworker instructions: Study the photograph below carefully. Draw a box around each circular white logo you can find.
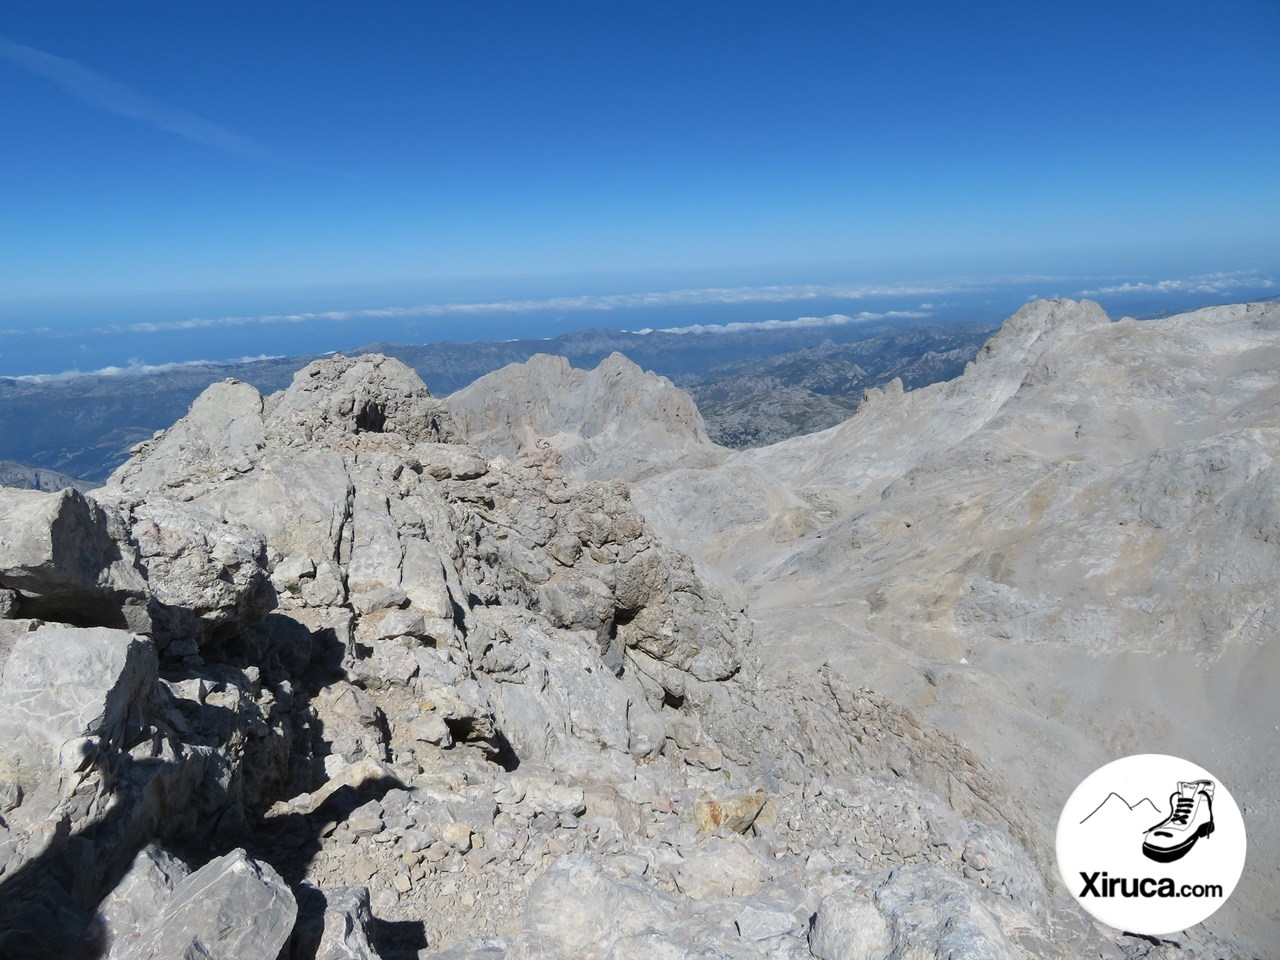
[1056,754,1246,935]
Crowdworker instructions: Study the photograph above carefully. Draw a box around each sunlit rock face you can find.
[1,304,1274,960]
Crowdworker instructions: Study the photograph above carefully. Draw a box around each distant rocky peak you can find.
[447,351,725,482]
[976,297,1110,366]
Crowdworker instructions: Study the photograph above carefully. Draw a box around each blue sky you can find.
[1,0,1278,364]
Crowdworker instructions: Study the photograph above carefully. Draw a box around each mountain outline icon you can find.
[1080,792,1162,826]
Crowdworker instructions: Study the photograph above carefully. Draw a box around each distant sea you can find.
[1,270,1275,380]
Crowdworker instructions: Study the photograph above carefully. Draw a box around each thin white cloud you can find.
[0,36,272,161]
[87,282,961,336]
[6,354,283,384]
[636,310,931,335]
[10,270,1274,343]
[1077,270,1278,297]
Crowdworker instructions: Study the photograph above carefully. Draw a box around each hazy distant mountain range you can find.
[683,328,990,446]
[0,459,91,493]
[0,318,995,484]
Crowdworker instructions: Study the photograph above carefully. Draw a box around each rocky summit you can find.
[446,351,728,483]
[0,326,1265,959]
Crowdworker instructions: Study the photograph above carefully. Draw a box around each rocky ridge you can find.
[0,459,92,494]
[0,353,1121,958]
[436,299,1279,956]
[628,299,1280,953]
[682,328,990,448]
[447,352,728,483]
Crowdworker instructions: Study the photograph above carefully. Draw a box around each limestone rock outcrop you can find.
[623,298,1280,954]
[0,347,1190,958]
[428,301,1280,956]
[0,487,148,631]
[447,352,727,482]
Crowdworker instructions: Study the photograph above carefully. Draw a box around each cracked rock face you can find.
[0,349,1158,959]
[447,351,728,483]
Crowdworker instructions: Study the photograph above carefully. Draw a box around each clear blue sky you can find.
[1,1,1278,315]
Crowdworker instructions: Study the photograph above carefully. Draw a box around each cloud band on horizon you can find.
[637,310,931,335]
[82,282,954,336]
[4,271,1273,341]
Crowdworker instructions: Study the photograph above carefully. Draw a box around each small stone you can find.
[0,781,22,813]
[410,712,453,747]
[373,608,427,641]
[895,834,921,859]
[271,553,314,590]
[735,901,797,941]
[347,800,385,838]
[962,842,991,870]
[393,874,412,894]
[521,781,585,817]
[442,823,473,851]
[692,791,766,833]
[493,780,525,805]
[686,746,723,771]
[424,844,450,870]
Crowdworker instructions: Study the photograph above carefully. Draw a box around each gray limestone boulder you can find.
[107,379,267,493]
[0,625,156,796]
[314,887,384,960]
[808,884,891,960]
[517,855,680,957]
[112,849,296,960]
[100,844,192,958]
[121,497,273,649]
[0,487,149,631]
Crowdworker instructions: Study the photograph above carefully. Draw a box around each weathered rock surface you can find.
[621,299,1280,954]
[112,849,296,960]
[0,487,148,630]
[447,352,727,482]
[0,343,1217,958]
[0,625,156,800]
[98,844,191,957]
[311,887,383,960]
[0,459,91,494]
[435,301,1280,956]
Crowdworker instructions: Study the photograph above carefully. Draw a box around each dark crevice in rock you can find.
[4,590,138,632]
[354,401,387,434]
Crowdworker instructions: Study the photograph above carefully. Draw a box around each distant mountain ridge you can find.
[0,459,93,493]
[0,317,995,482]
[683,327,990,446]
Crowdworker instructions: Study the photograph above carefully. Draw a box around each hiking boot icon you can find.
[1142,780,1215,863]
